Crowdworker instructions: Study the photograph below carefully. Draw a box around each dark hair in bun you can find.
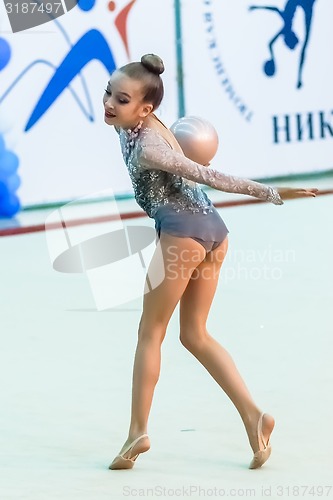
[118,54,165,110]
[141,54,165,75]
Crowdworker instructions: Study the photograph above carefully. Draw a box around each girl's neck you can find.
[144,113,168,130]
[123,114,160,132]
[145,113,183,153]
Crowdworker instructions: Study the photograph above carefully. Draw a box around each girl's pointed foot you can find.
[248,413,275,469]
[109,434,150,470]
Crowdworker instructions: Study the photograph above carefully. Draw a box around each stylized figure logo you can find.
[249,0,317,88]
[0,0,137,131]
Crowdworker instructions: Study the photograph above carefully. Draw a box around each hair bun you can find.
[141,54,165,75]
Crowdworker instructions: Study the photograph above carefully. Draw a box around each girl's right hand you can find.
[276,187,319,200]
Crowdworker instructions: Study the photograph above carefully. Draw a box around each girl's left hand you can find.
[276,187,319,200]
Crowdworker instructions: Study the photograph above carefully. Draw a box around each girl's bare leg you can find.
[116,232,207,458]
[179,237,274,454]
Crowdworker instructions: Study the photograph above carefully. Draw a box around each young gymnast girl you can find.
[103,54,318,470]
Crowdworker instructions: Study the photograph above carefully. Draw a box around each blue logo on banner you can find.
[248,0,317,89]
[25,28,116,131]
[0,0,137,131]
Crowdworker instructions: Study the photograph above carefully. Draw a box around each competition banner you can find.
[0,0,178,206]
[181,0,333,178]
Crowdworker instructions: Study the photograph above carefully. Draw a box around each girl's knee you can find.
[138,319,167,343]
[179,325,209,351]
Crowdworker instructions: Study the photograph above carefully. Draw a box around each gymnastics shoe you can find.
[109,434,150,470]
[249,413,275,469]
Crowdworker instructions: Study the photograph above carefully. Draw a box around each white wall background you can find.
[0,0,178,206]
[0,0,332,207]
[182,0,333,178]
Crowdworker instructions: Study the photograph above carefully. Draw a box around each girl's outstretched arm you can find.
[137,128,284,205]
[275,186,318,200]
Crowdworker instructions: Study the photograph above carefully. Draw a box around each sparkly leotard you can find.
[116,123,284,253]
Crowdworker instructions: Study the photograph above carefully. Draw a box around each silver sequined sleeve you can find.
[137,129,284,205]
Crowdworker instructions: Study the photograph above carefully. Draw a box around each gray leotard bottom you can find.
[154,203,229,253]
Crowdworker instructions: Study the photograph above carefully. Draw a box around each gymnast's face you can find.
[103,71,153,130]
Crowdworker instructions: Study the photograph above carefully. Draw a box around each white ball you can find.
[170,116,219,165]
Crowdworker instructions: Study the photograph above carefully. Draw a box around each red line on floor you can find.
[1,189,332,237]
